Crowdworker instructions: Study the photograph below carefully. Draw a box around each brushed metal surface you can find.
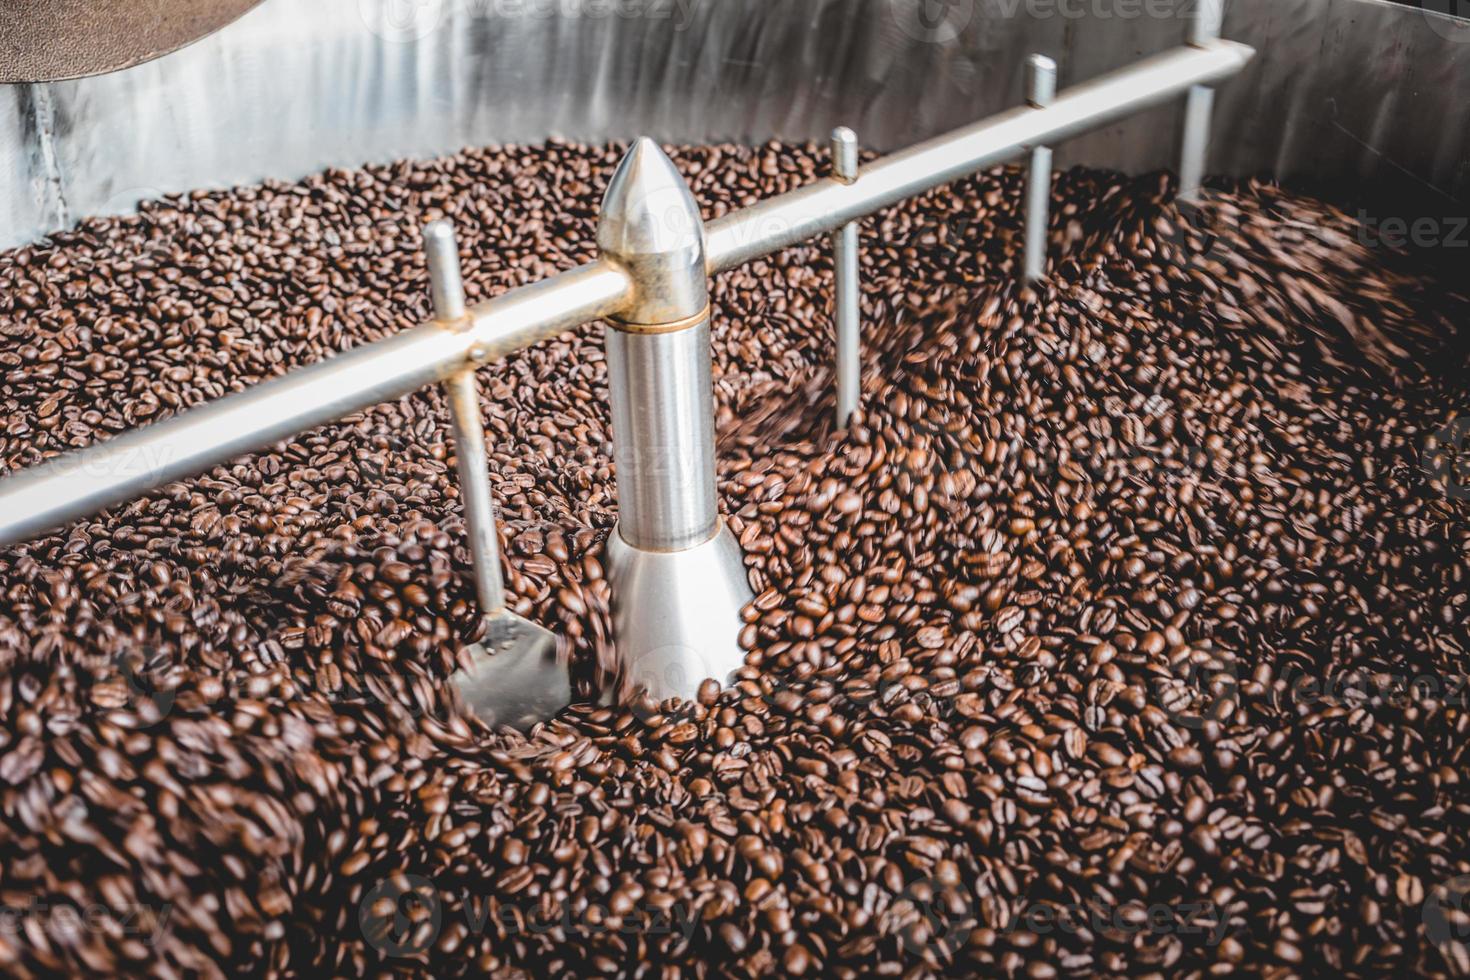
[454,615,568,730]
[0,39,1249,549]
[1,0,1466,250]
[606,521,755,703]
[605,319,721,553]
[598,137,708,326]
[830,127,861,429]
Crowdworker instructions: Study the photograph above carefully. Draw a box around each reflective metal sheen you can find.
[605,321,721,553]
[1023,55,1058,284]
[0,258,630,548]
[0,40,1254,550]
[0,39,1254,551]
[703,39,1255,273]
[606,521,753,704]
[1179,0,1225,201]
[432,217,566,730]
[2,0,1465,251]
[454,619,567,731]
[596,137,707,326]
[598,138,754,702]
[830,127,861,429]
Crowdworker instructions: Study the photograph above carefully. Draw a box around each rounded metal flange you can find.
[605,519,754,704]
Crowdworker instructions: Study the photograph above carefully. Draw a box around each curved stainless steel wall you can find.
[2,0,1467,249]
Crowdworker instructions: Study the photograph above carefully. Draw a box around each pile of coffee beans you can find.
[0,139,1467,978]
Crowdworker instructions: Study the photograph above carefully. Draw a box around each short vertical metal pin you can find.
[1178,0,1224,202]
[1023,54,1057,285]
[830,127,861,430]
[426,219,507,618]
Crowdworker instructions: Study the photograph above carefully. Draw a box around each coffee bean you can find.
[1,143,1465,978]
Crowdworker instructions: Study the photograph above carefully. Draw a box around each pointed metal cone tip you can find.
[598,137,703,260]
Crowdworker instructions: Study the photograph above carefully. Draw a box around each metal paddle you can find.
[424,220,569,730]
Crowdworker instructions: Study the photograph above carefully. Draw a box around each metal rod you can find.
[1023,54,1057,284]
[1179,0,1226,202]
[705,39,1252,272]
[830,127,861,429]
[0,38,1253,550]
[605,323,720,551]
[446,371,506,615]
[427,220,508,617]
[424,219,468,323]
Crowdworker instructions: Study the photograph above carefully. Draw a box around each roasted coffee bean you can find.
[1,141,1467,978]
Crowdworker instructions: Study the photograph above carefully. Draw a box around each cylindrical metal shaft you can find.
[1179,0,1226,202]
[597,137,720,553]
[0,259,628,549]
[427,219,508,618]
[604,320,719,552]
[1178,86,1216,203]
[1023,55,1057,284]
[830,127,861,429]
[445,370,506,615]
[424,220,468,323]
